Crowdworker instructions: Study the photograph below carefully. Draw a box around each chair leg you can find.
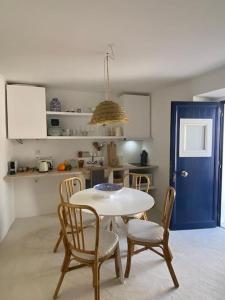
[168,246,173,260]
[142,212,148,221]
[53,251,71,299]
[53,230,63,253]
[125,239,134,278]
[121,216,129,224]
[114,247,120,278]
[92,265,95,288]
[93,263,100,300]
[163,245,179,288]
[110,221,113,231]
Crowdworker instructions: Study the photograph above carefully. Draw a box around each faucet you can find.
[87,152,98,165]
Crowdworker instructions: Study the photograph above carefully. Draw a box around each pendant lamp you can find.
[89,47,128,125]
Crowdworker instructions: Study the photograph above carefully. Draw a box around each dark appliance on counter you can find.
[140,150,148,166]
[8,161,17,175]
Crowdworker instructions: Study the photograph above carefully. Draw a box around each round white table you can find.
[70,187,155,283]
[70,187,154,216]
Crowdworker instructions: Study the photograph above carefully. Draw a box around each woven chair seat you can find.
[128,219,164,243]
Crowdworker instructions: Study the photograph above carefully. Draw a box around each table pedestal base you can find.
[101,216,125,284]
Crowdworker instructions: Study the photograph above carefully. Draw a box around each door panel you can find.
[170,102,222,230]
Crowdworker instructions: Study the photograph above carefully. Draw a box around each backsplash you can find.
[11,139,143,169]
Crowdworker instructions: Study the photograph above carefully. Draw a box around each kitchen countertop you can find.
[4,164,158,180]
[4,168,83,179]
[109,163,158,171]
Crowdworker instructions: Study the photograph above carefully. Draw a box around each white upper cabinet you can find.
[121,94,150,139]
[7,85,47,139]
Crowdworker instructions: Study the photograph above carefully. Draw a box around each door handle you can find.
[180,170,189,177]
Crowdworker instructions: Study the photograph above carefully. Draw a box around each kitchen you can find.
[2,1,225,300]
[5,85,156,218]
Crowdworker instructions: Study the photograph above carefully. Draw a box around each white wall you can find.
[147,65,225,211]
[0,75,15,241]
[11,88,142,218]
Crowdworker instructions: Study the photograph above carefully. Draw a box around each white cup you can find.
[63,129,71,136]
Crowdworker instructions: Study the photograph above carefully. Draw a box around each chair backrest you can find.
[59,177,83,203]
[123,173,151,193]
[58,202,100,260]
[161,187,176,239]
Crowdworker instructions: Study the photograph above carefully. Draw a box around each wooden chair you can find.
[122,173,151,223]
[53,177,95,253]
[124,186,179,288]
[53,202,120,300]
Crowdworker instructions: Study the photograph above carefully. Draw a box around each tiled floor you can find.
[0,213,225,300]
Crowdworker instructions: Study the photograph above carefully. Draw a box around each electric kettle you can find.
[38,161,49,173]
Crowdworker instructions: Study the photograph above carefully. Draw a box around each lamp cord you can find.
[104,44,115,101]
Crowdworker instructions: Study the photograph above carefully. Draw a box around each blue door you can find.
[170,102,223,230]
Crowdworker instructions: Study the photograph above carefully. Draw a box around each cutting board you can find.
[107,142,118,167]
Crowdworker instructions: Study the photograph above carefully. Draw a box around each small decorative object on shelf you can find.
[78,159,84,168]
[64,160,72,170]
[50,98,61,112]
[93,141,105,156]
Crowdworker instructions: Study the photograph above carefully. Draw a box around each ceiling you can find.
[1,0,225,93]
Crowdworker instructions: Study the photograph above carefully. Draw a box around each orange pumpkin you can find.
[57,163,65,171]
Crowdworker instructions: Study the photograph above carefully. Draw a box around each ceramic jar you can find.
[50,98,61,111]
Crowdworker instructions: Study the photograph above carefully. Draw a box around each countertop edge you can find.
[4,164,158,179]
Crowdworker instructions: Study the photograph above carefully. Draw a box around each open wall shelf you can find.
[46,136,125,140]
[46,111,93,117]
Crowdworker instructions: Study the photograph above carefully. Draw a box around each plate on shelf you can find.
[94,183,122,192]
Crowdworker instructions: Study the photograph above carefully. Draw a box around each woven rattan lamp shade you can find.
[89,100,128,125]
[90,45,128,125]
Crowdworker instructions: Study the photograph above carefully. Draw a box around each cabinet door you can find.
[7,85,47,139]
[122,94,150,139]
